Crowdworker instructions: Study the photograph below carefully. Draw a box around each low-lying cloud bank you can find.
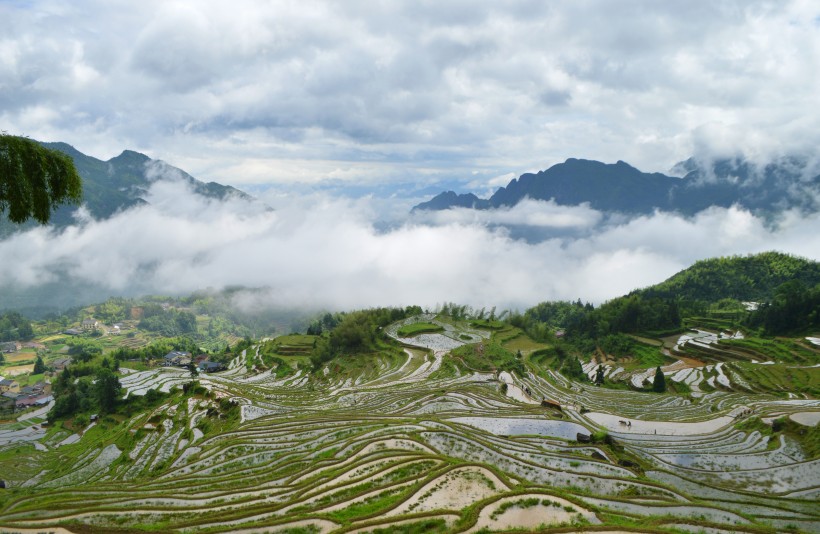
[2,179,819,313]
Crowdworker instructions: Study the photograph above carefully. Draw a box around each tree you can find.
[652,366,666,393]
[0,134,83,223]
[595,365,605,385]
[33,355,46,374]
[95,368,121,414]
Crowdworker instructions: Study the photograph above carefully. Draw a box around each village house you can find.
[198,361,225,373]
[163,351,192,367]
[15,394,53,410]
[0,378,20,394]
[81,318,99,332]
[52,357,72,371]
[0,342,19,353]
[19,382,48,397]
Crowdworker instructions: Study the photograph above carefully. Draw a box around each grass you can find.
[629,343,667,368]
[501,333,549,355]
[489,497,542,519]
[470,319,506,330]
[397,323,444,337]
[1,351,37,364]
[0,314,816,533]
[368,518,448,533]
[718,336,819,364]
[450,341,523,375]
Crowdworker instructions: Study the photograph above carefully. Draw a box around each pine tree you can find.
[652,366,666,393]
[33,355,46,374]
[95,368,121,414]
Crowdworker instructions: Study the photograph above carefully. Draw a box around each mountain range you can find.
[0,142,253,237]
[413,156,820,216]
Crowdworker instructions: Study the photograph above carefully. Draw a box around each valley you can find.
[0,293,818,533]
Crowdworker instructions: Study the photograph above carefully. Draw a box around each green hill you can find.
[638,252,820,302]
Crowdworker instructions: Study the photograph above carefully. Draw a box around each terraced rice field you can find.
[0,319,818,533]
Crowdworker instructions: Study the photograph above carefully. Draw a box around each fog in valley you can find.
[2,172,819,314]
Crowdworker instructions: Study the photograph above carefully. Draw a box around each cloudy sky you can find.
[2,0,818,189]
[1,1,819,313]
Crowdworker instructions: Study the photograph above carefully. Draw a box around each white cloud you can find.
[1,182,818,312]
[1,1,818,313]
[413,198,602,229]
[0,1,817,188]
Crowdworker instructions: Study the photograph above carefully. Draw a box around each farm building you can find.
[164,351,192,367]
[198,361,225,373]
[0,379,20,394]
[81,318,99,332]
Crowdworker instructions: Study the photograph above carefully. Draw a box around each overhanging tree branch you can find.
[0,133,83,223]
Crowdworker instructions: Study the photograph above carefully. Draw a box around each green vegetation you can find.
[652,366,666,393]
[309,306,421,369]
[49,363,122,420]
[470,319,505,330]
[397,322,444,337]
[368,519,448,533]
[0,253,818,533]
[138,304,198,336]
[0,134,83,223]
[450,341,523,375]
[746,280,820,335]
[489,497,542,519]
[0,311,34,341]
[641,251,820,302]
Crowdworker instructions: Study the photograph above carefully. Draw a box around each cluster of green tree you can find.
[508,300,591,342]
[640,252,820,303]
[66,338,104,362]
[309,306,422,369]
[94,297,131,323]
[108,337,202,363]
[598,333,637,357]
[572,295,680,338]
[438,303,471,321]
[528,345,586,382]
[436,302,503,322]
[0,311,34,341]
[306,312,342,335]
[746,280,820,335]
[49,357,121,421]
[138,304,197,336]
[515,295,679,354]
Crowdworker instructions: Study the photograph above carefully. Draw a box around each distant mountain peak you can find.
[110,149,151,163]
[412,156,820,217]
[412,191,491,212]
[0,140,257,237]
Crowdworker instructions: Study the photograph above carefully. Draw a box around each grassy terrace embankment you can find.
[0,314,818,534]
